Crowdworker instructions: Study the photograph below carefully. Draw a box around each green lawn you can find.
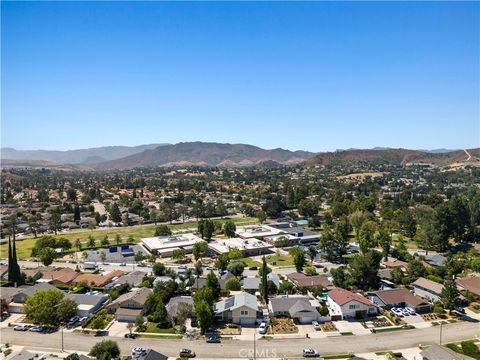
[0,217,258,260]
[265,254,294,267]
[239,257,262,268]
[144,323,176,334]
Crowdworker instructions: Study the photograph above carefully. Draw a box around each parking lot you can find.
[85,244,149,264]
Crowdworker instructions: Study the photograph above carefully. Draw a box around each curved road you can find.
[2,322,479,358]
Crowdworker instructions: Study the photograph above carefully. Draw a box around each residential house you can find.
[269,296,324,324]
[10,283,61,313]
[66,293,109,317]
[214,292,259,325]
[424,254,447,267]
[286,272,333,290]
[107,287,152,322]
[242,278,261,294]
[166,296,194,322]
[327,288,378,320]
[73,270,124,287]
[382,259,408,271]
[41,267,79,286]
[1,287,21,313]
[124,349,168,360]
[113,271,146,287]
[456,276,480,298]
[369,288,431,313]
[412,277,444,303]
[420,344,475,360]
[267,273,281,288]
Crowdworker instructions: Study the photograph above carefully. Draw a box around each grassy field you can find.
[265,254,294,266]
[0,217,258,260]
[239,257,262,268]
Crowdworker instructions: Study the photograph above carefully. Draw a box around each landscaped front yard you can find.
[143,322,176,334]
[268,318,298,334]
[320,322,338,332]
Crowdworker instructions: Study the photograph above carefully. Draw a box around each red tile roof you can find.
[328,288,378,307]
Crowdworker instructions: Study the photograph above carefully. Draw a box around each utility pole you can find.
[253,331,256,360]
[439,322,443,345]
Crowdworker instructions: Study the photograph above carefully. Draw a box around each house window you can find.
[349,304,359,310]
[241,310,249,315]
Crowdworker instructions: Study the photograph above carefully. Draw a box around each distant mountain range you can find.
[1,143,478,170]
[94,142,313,169]
[305,148,480,167]
[0,144,168,164]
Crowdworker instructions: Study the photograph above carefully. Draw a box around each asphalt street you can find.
[1,321,479,359]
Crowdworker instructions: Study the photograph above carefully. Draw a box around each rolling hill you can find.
[94,142,314,169]
[0,144,168,164]
[304,148,480,167]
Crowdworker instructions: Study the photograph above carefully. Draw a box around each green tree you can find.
[192,241,210,260]
[193,286,214,307]
[153,263,166,276]
[56,297,78,323]
[256,210,267,224]
[154,225,172,236]
[89,340,120,360]
[330,267,352,289]
[414,220,440,255]
[227,261,245,277]
[289,247,305,272]
[115,234,121,245]
[101,235,110,246]
[151,299,168,324]
[206,271,221,299]
[223,220,236,238]
[49,211,61,235]
[377,224,392,261]
[359,221,377,254]
[171,249,186,262]
[75,239,82,251]
[227,248,243,260]
[195,300,213,335]
[349,210,368,240]
[297,199,318,218]
[441,278,460,314]
[134,251,144,263]
[320,224,336,262]
[307,246,318,264]
[110,203,122,223]
[40,247,57,266]
[24,289,67,326]
[214,254,230,271]
[348,251,381,290]
[407,259,426,281]
[261,256,269,305]
[88,235,96,248]
[225,277,241,291]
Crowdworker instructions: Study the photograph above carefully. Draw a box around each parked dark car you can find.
[249,266,258,270]
[206,336,221,343]
[190,317,197,327]
[124,333,137,339]
[179,349,195,358]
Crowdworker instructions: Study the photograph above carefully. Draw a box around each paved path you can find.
[1,321,479,359]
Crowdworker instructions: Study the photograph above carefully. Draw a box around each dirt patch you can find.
[268,318,298,334]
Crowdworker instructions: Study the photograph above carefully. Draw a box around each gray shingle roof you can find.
[421,344,475,360]
[215,292,258,313]
[242,278,261,290]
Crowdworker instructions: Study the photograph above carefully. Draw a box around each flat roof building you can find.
[208,237,273,256]
[235,225,286,239]
[141,233,203,257]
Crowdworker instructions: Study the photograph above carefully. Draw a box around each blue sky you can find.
[2,1,479,152]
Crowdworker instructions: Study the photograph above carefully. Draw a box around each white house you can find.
[327,288,378,320]
[214,292,259,325]
[412,277,444,303]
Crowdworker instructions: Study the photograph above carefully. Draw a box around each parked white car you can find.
[311,321,321,331]
[391,308,403,317]
[258,321,268,334]
[404,307,416,315]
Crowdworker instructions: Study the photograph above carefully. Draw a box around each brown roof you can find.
[73,270,124,287]
[412,277,444,295]
[456,276,480,297]
[41,267,79,284]
[21,266,52,278]
[328,288,378,307]
[115,308,143,317]
[109,287,152,308]
[382,259,408,269]
[286,272,332,288]
[373,288,428,307]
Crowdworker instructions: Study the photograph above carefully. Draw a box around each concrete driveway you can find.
[335,320,371,335]
[108,320,130,337]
